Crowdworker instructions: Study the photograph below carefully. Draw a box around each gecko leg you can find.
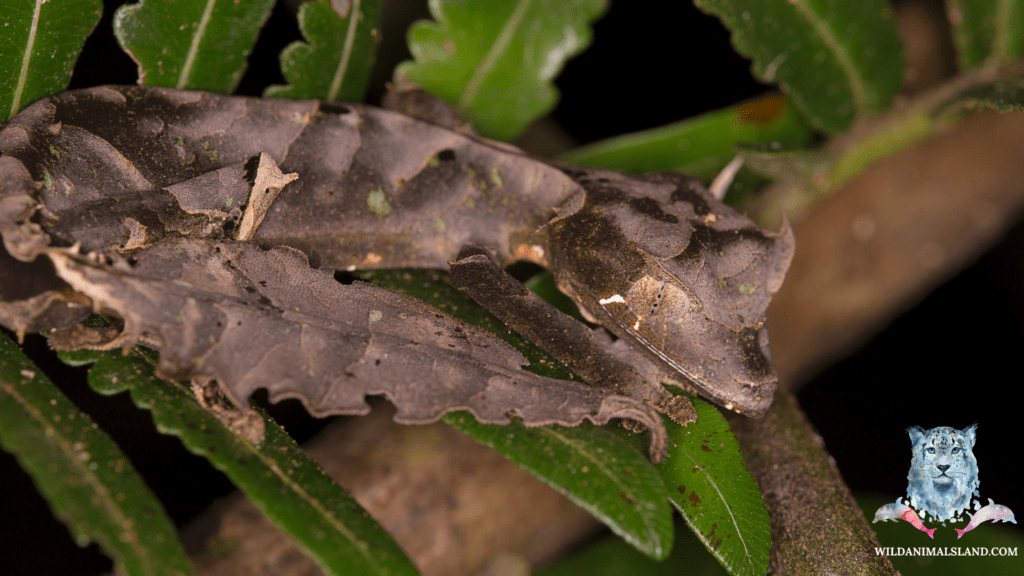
[449,246,695,431]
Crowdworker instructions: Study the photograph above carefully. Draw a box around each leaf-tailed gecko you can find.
[0,86,794,461]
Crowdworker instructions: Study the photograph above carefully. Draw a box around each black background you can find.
[2,1,1022,574]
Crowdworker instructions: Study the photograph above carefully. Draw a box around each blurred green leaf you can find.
[0,0,101,122]
[612,395,769,576]
[264,0,383,101]
[954,77,1024,112]
[947,0,1024,70]
[559,93,812,182]
[445,413,674,560]
[694,0,904,133]
[113,0,275,92]
[396,0,607,141]
[83,349,418,576]
[0,332,191,576]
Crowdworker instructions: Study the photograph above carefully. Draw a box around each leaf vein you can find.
[243,424,382,571]
[458,0,533,111]
[675,445,753,564]
[177,0,218,89]
[10,0,43,118]
[328,0,362,102]
[538,426,662,551]
[0,375,151,567]
[790,0,869,115]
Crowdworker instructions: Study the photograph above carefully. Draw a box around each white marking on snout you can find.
[599,294,626,305]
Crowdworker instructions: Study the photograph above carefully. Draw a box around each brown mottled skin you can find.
[0,87,794,458]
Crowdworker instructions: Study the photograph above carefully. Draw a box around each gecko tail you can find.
[955,528,965,539]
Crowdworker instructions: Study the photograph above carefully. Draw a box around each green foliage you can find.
[78,347,417,576]
[559,93,813,185]
[396,0,608,141]
[947,0,1024,69]
[693,0,904,133]
[611,397,770,576]
[264,0,383,101]
[114,0,275,92]
[0,333,191,576]
[0,0,101,122]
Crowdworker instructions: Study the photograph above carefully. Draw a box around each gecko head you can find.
[547,174,795,416]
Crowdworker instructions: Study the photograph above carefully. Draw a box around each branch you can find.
[767,109,1024,385]
[185,404,602,576]
[729,392,894,574]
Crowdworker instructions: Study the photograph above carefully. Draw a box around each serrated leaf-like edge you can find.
[0,332,192,576]
[264,0,383,102]
[694,0,904,133]
[0,0,102,122]
[84,349,418,576]
[396,0,608,141]
[113,0,274,92]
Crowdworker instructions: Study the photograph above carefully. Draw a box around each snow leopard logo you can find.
[906,424,979,522]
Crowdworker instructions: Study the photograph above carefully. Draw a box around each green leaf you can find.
[84,349,418,576]
[396,0,608,141]
[693,0,904,133]
[558,93,813,182]
[444,413,674,560]
[264,0,383,102]
[0,0,102,122]
[113,0,275,92]
[612,396,769,576]
[0,332,191,576]
[535,521,728,576]
[948,0,1024,70]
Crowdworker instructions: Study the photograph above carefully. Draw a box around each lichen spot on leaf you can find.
[367,188,391,218]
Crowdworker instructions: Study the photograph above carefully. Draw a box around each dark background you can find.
[2,0,1022,573]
